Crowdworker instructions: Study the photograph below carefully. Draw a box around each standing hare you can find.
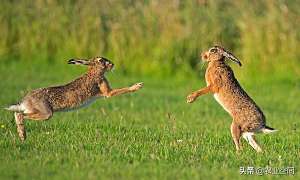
[186,46,276,153]
[5,57,143,141]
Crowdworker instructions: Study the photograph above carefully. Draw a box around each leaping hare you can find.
[5,57,143,141]
[186,46,276,153]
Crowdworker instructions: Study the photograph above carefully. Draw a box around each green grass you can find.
[0,61,299,180]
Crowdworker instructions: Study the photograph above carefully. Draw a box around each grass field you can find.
[0,61,299,180]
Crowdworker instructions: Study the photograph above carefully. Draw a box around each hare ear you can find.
[68,59,91,66]
[222,51,242,67]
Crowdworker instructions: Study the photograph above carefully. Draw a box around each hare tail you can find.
[261,126,278,134]
[4,104,24,112]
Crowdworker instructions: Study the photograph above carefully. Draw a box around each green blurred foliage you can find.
[0,0,299,77]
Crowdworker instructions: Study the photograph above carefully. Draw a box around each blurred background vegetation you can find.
[0,0,299,78]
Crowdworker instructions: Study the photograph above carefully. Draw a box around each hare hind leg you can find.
[230,122,242,151]
[242,132,262,153]
[14,112,26,141]
[24,111,52,121]
[23,101,53,121]
[14,101,52,141]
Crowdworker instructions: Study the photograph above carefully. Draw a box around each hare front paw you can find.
[187,93,197,103]
[130,82,144,92]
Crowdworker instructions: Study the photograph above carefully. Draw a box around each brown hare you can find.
[5,57,143,141]
[186,46,276,153]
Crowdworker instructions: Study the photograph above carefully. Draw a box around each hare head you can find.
[68,57,114,73]
[201,46,242,66]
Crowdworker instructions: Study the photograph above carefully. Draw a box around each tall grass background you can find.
[0,0,299,78]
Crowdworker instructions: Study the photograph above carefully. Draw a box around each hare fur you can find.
[5,57,143,141]
[187,46,276,153]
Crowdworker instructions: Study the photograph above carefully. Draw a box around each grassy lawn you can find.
[0,61,299,179]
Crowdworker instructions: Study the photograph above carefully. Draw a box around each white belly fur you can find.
[213,93,231,114]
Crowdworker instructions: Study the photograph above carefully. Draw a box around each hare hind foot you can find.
[14,112,26,141]
[230,122,242,151]
[242,132,262,153]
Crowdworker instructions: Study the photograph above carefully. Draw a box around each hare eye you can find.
[210,48,217,53]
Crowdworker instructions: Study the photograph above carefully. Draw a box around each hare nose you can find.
[201,52,208,59]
